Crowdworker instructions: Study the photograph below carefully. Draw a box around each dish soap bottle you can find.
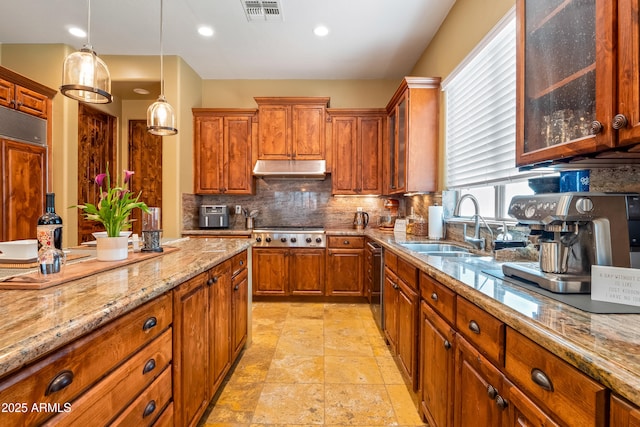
[37,193,63,250]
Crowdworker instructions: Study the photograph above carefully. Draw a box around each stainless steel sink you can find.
[399,243,469,253]
[423,251,477,257]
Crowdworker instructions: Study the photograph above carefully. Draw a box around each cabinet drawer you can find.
[43,328,173,426]
[230,250,247,277]
[153,402,174,427]
[0,294,172,427]
[456,297,504,367]
[110,366,172,426]
[505,328,607,427]
[396,257,417,291]
[420,272,455,325]
[327,236,364,249]
[384,251,398,272]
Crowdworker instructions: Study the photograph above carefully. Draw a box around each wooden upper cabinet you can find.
[0,67,54,119]
[385,77,440,195]
[329,109,385,195]
[192,109,255,195]
[516,0,640,167]
[255,97,330,160]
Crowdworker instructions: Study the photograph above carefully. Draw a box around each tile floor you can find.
[198,301,427,426]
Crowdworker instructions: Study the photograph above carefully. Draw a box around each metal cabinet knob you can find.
[430,292,438,302]
[612,114,628,130]
[487,384,497,399]
[495,395,508,410]
[443,340,451,350]
[590,120,603,134]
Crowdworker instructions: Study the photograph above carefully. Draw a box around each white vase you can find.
[92,232,131,261]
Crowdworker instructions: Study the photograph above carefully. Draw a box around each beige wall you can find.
[410,0,515,190]
[202,79,399,109]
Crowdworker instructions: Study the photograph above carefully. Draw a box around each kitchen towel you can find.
[428,205,444,239]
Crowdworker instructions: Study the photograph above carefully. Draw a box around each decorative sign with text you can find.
[592,265,640,307]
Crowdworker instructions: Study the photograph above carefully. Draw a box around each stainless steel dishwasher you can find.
[367,241,383,330]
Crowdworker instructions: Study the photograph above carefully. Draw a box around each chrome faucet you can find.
[453,194,485,250]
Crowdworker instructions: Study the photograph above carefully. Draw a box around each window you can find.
[443,7,547,221]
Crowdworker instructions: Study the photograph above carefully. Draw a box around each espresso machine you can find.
[502,193,640,293]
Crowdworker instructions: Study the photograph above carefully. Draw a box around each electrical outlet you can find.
[235,205,242,214]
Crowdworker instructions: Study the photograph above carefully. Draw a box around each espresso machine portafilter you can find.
[502,193,640,293]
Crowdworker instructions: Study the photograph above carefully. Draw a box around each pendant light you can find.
[60,0,112,104]
[147,0,178,136]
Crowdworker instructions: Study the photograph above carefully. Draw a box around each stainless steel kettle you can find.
[353,209,369,230]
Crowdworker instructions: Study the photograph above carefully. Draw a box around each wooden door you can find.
[128,120,162,237]
[173,272,209,427]
[257,105,290,159]
[223,115,253,194]
[454,335,506,427]
[0,78,15,109]
[325,249,363,296]
[77,104,116,243]
[193,114,223,193]
[14,85,48,118]
[208,261,232,397]
[292,104,325,159]
[331,116,358,195]
[252,248,288,295]
[359,116,383,194]
[504,378,559,427]
[396,279,419,389]
[420,301,456,427]
[1,139,46,241]
[611,394,640,427]
[231,268,249,360]
[289,248,325,295]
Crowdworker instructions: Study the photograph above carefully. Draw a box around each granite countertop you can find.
[0,237,252,379]
[365,229,640,407]
[182,229,252,236]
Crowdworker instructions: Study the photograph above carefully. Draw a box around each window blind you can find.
[443,10,518,189]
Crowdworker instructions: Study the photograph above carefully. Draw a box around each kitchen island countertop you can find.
[0,237,252,379]
[365,228,640,408]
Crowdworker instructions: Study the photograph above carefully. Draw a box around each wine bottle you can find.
[37,193,63,250]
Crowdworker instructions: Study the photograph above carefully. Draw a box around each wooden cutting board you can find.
[0,247,179,290]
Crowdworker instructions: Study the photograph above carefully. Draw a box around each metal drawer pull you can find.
[531,368,554,392]
[430,292,438,302]
[468,320,481,334]
[234,284,239,291]
[443,340,451,350]
[495,395,508,410]
[45,370,74,396]
[343,240,350,245]
[487,384,497,399]
[142,358,156,375]
[143,400,156,418]
[239,260,244,266]
[142,316,157,331]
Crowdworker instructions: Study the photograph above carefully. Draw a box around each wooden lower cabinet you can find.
[173,250,249,427]
[326,236,364,296]
[382,251,419,389]
[454,335,507,426]
[0,294,172,427]
[1,139,46,241]
[420,301,455,427]
[252,248,325,296]
[611,394,640,427]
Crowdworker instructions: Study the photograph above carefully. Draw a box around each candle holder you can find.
[142,207,163,253]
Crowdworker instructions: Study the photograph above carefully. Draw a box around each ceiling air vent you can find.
[241,0,284,22]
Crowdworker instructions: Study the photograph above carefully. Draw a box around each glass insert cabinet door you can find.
[516,0,619,167]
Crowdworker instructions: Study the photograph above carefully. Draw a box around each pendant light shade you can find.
[147,0,178,135]
[60,0,112,104]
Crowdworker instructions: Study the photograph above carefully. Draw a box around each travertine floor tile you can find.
[200,302,427,427]
[252,383,325,425]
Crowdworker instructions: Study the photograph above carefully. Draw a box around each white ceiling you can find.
[0,0,455,81]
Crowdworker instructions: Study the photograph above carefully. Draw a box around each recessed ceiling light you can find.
[198,26,214,37]
[133,88,150,95]
[68,27,86,38]
[313,25,329,37]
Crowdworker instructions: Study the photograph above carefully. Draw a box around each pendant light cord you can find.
[86,0,91,47]
[160,0,165,97]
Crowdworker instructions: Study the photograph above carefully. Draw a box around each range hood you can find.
[252,159,327,180]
